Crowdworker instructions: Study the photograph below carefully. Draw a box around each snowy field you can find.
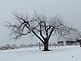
[0,46,81,61]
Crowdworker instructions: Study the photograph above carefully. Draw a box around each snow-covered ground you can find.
[0,46,81,61]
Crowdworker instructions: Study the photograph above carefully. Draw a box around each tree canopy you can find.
[6,13,80,51]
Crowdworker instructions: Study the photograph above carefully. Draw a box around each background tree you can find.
[6,13,73,51]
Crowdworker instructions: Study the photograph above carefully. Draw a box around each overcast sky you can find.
[0,0,81,45]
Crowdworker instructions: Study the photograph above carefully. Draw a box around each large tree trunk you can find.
[43,38,49,51]
[43,41,49,51]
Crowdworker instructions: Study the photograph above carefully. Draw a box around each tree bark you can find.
[43,38,49,51]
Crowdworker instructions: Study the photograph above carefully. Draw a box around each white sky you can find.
[0,0,81,45]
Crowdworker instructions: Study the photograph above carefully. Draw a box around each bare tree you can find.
[6,13,72,51]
